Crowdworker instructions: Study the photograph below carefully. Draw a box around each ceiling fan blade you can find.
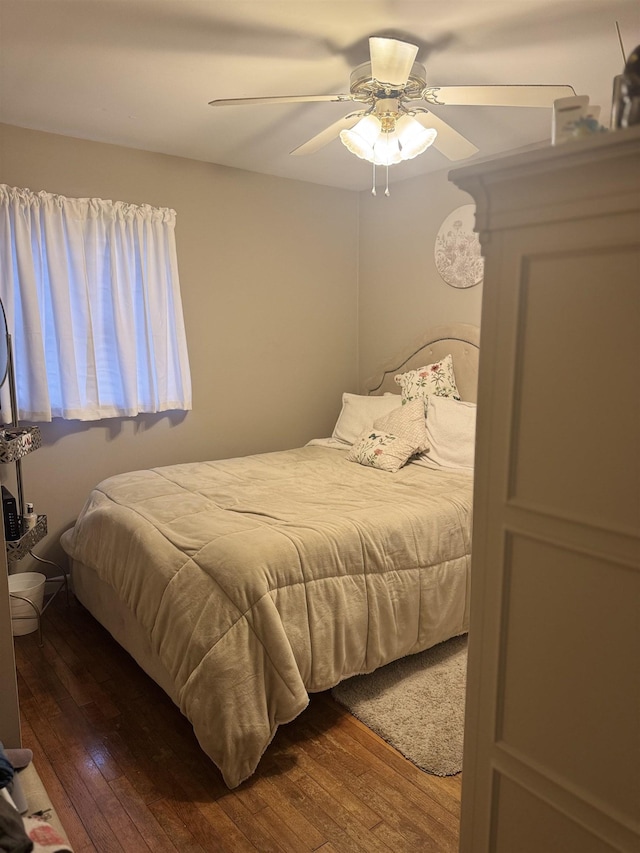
[413,110,479,161]
[209,93,353,107]
[290,112,366,156]
[428,85,576,107]
[369,37,418,86]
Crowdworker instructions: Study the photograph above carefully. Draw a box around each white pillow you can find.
[373,397,428,454]
[346,430,419,473]
[394,354,461,403]
[332,393,402,445]
[424,396,476,469]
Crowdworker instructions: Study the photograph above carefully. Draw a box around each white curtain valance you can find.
[1,185,177,223]
[0,184,192,421]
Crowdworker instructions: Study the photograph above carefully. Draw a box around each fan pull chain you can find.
[370,162,391,198]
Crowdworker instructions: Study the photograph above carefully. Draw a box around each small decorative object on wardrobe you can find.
[612,43,640,129]
[434,204,484,289]
[552,95,605,144]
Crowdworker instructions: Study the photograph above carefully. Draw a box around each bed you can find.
[60,323,479,788]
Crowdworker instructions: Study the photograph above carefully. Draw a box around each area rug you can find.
[330,633,467,776]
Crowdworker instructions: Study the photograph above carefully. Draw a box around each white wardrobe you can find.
[451,126,640,851]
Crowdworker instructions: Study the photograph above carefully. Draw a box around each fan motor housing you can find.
[350,61,427,102]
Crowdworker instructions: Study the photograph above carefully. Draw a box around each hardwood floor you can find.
[14,593,462,852]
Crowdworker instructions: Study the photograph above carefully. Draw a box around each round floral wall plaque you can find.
[434,204,484,288]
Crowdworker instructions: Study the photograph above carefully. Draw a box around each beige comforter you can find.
[61,445,472,788]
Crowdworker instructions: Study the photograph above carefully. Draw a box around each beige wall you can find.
[357,168,482,389]
[0,123,359,566]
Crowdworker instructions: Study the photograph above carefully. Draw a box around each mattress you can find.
[61,443,472,787]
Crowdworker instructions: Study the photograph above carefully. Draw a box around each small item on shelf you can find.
[552,95,606,144]
[612,44,640,128]
[23,502,37,531]
[0,425,42,464]
[1,485,20,541]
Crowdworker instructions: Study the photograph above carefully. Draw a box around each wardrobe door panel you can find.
[511,248,640,531]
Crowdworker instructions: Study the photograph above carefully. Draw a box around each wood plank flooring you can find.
[14,593,461,852]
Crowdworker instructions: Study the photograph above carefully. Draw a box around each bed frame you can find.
[70,322,480,753]
[366,323,480,402]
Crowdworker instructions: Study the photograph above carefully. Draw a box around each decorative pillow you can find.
[346,430,419,473]
[373,397,429,454]
[423,396,476,469]
[394,354,461,403]
[331,393,402,445]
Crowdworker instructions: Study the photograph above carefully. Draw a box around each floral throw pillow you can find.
[394,353,461,403]
[346,430,419,472]
[373,397,429,454]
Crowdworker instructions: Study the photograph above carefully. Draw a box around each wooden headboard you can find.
[365,323,480,403]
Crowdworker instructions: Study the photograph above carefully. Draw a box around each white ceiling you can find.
[1,1,638,191]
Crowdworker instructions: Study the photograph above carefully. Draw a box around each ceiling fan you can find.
[209,35,575,182]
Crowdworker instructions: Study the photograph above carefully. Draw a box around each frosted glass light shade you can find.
[369,37,419,86]
[371,132,405,166]
[340,115,382,161]
[395,115,438,160]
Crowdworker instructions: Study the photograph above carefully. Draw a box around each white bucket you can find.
[8,572,46,636]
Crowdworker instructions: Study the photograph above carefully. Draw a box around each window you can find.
[0,185,192,421]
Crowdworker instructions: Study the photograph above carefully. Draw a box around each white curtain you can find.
[0,185,192,421]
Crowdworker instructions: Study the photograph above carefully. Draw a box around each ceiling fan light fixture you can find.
[340,115,403,166]
[340,111,437,165]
